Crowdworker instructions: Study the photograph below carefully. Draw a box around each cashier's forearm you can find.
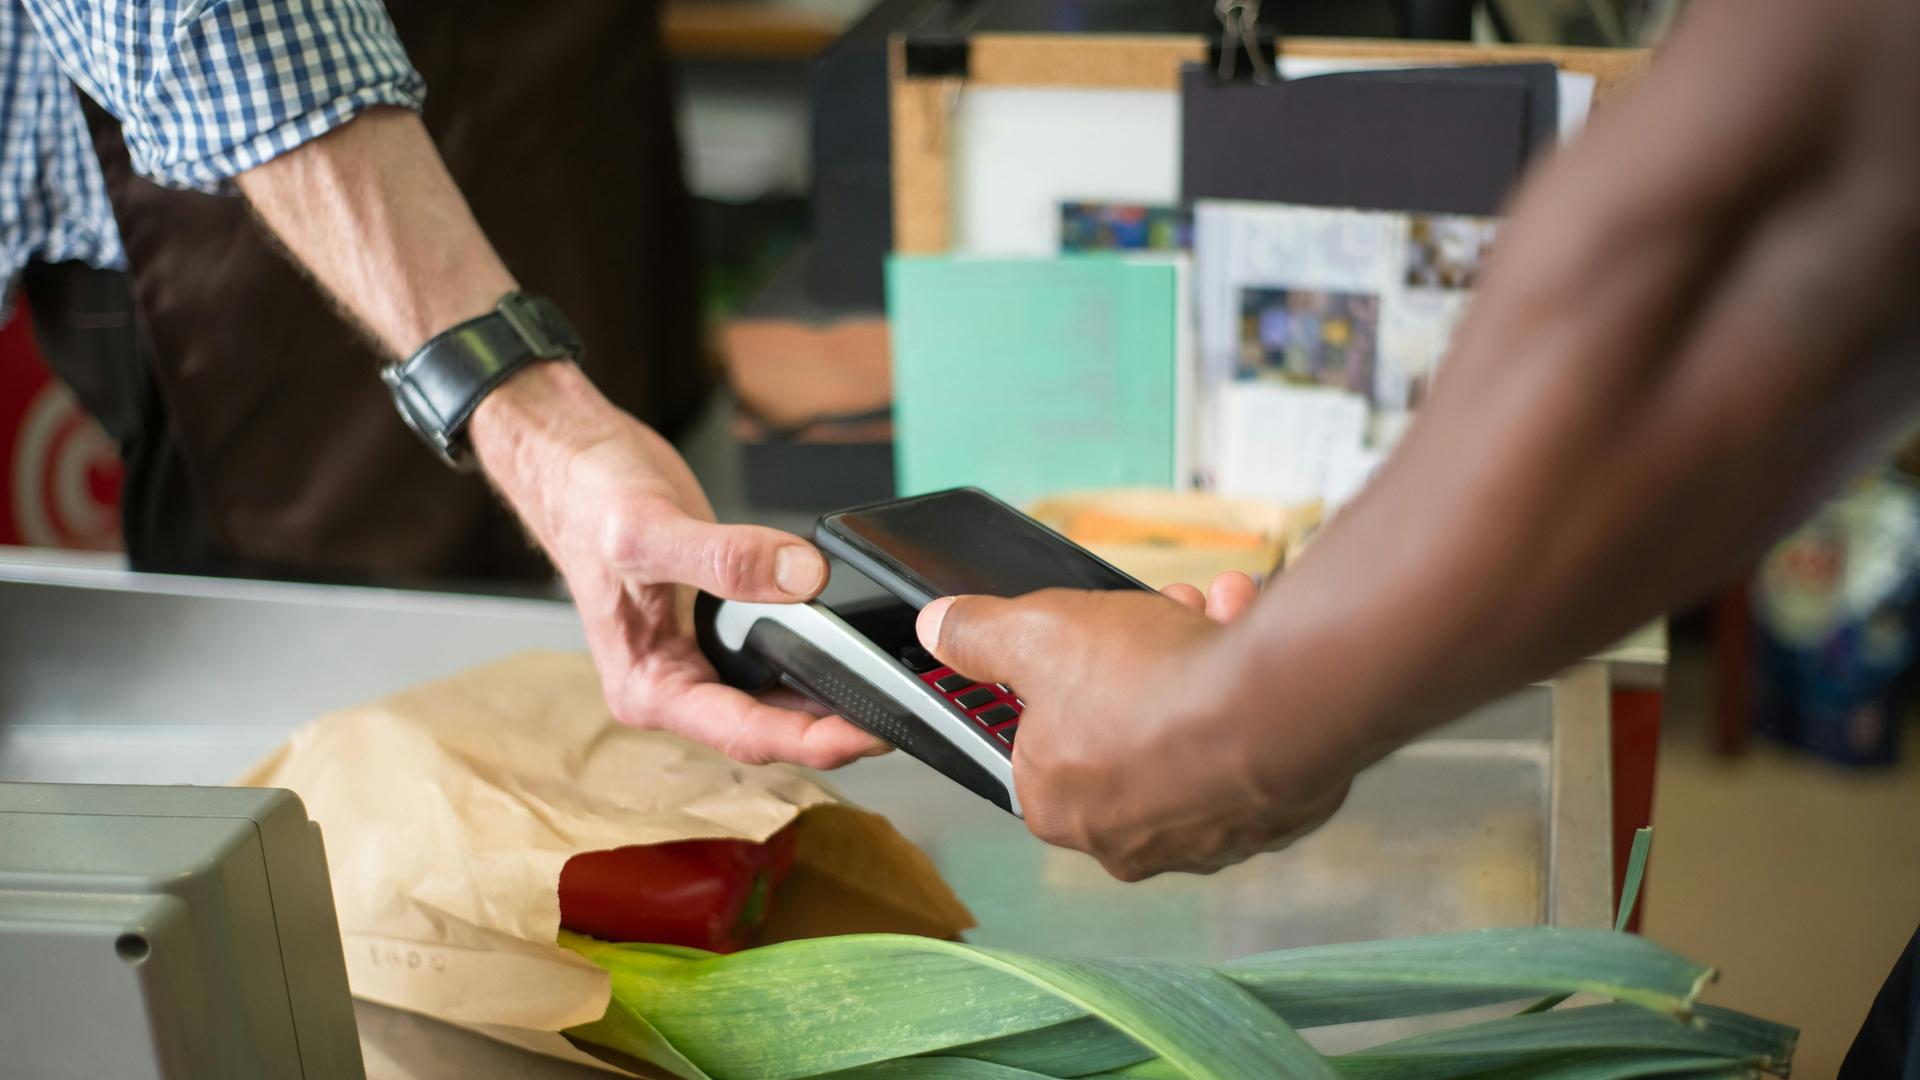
[1210,0,1920,778]
[234,106,630,502]
[236,107,515,358]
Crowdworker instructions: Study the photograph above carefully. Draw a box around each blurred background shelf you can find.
[664,0,852,58]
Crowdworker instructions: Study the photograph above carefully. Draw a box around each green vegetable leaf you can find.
[567,934,1087,1078]
[1221,927,1709,1019]
[1327,1002,1791,1079]
[1422,1052,1765,1079]
[1523,828,1661,1016]
[959,950,1336,1080]
[959,927,1711,1075]
[1616,829,1656,934]
[565,932,1331,1079]
[957,986,1534,1074]
[815,1059,1062,1079]
[564,991,715,1080]
[560,926,1772,1080]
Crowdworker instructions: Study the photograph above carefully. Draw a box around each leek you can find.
[561,928,1790,1080]
[560,828,1791,1079]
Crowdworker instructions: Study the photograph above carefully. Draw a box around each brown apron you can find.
[84,1,710,584]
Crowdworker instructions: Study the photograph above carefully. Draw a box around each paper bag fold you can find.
[242,650,972,1052]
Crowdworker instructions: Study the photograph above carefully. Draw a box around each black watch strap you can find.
[380,291,582,471]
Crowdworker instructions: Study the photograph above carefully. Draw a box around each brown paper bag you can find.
[240,650,973,1071]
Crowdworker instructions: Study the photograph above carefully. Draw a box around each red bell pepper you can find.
[558,823,800,953]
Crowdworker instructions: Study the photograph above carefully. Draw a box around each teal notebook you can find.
[886,256,1181,507]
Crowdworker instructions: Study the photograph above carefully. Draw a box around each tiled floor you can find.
[1642,642,1920,1078]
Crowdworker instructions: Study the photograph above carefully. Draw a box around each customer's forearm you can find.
[1212,0,1920,778]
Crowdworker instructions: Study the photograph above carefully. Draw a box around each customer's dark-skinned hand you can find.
[916,573,1353,881]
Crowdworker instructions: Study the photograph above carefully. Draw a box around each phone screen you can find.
[824,489,1146,600]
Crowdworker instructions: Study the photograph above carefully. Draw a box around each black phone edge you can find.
[815,515,941,608]
[815,486,1156,607]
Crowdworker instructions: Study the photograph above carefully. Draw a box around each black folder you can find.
[1181,63,1559,217]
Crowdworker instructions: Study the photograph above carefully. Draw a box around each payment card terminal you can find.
[695,488,1152,815]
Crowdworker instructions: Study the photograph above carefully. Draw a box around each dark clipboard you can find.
[1181,62,1560,217]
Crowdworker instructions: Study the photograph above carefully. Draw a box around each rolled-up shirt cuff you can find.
[112,0,429,195]
[154,78,425,195]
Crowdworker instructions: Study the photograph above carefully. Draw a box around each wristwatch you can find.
[380,291,582,471]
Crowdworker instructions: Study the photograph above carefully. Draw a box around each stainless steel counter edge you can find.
[1548,663,1615,930]
[0,546,577,624]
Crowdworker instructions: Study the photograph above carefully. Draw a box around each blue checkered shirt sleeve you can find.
[1,3,125,277]
[18,0,424,194]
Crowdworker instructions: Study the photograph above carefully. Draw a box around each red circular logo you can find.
[7,380,123,550]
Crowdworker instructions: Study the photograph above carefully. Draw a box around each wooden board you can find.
[890,35,1652,253]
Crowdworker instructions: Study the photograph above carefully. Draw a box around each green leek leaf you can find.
[566,932,1330,1080]
[561,927,1771,1080]
[1220,928,1709,1018]
[816,1059,1062,1079]
[1524,828,1659,1016]
[957,927,1710,1075]
[1326,1002,1791,1079]
[958,951,1335,1080]
[564,991,715,1080]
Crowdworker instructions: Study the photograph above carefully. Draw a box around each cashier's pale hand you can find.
[917,577,1352,882]
[468,362,888,769]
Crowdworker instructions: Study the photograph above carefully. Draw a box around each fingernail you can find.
[918,596,955,649]
[775,546,824,597]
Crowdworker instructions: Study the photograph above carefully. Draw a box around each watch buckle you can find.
[380,362,476,472]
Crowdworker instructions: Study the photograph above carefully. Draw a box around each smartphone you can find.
[815,487,1152,608]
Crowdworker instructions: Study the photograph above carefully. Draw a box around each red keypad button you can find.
[916,664,1024,745]
[974,703,1018,726]
[953,687,997,710]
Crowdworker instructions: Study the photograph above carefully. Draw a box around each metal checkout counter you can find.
[0,547,1626,1077]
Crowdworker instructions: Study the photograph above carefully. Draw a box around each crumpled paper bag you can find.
[240,650,974,1072]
